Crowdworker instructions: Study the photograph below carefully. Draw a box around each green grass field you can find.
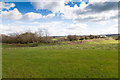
[2,39,118,78]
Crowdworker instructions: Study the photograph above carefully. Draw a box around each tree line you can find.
[0,30,107,44]
[1,30,52,44]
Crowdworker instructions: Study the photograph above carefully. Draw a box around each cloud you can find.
[0,21,88,36]
[100,24,118,34]
[30,0,65,13]
[64,2,118,22]
[1,1,118,22]
[85,2,118,13]
[21,12,43,20]
[89,0,119,3]
[43,13,55,18]
[75,2,118,15]
[74,10,118,22]
[0,2,57,20]
[30,0,118,22]
[0,7,55,20]
[30,0,88,14]
[1,8,22,20]
[0,24,25,35]
[0,2,15,11]
[1,20,117,36]
[66,23,87,30]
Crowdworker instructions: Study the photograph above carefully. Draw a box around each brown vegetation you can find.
[1,31,53,44]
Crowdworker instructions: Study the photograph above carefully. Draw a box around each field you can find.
[2,39,118,78]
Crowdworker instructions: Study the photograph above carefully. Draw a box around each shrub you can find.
[112,36,120,40]
[39,37,53,43]
[28,43,39,47]
[84,36,89,40]
[67,35,78,41]
[56,38,68,42]
[19,32,38,44]
[1,32,54,44]
[79,37,84,40]
[89,35,94,39]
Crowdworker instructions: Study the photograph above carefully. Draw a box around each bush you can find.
[67,35,78,41]
[1,32,53,44]
[112,36,120,40]
[19,32,38,44]
[56,38,68,42]
[28,43,39,47]
[89,35,94,39]
[84,36,89,40]
[79,37,84,40]
[39,37,53,43]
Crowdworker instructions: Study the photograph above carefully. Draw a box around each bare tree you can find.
[38,29,43,37]
[44,29,49,38]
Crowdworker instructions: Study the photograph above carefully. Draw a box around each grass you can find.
[2,39,118,78]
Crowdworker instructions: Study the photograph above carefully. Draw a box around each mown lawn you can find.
[2,39,118,78]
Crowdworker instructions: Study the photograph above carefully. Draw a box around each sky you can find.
[0,0,119,36]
